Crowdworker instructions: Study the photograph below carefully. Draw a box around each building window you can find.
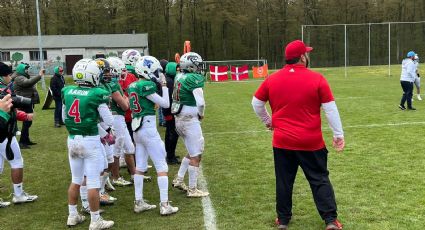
[29,50,47,61]
[0,51,10,61]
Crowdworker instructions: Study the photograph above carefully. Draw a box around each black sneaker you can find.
[19,143,30,149]
[167,157,181,165]
[54,122,61,128]
[27,141,37,145]
[408,107,417,110]
[399,105,406,110]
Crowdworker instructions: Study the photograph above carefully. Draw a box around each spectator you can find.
[399,51,417,110]
[13,63,45,148]
[252,40,345,230]
[50,66,65,127]
[162,62,181,165]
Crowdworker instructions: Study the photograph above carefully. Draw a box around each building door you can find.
[65,55,83,75]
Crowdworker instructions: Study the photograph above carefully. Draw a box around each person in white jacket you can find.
[399,51,417,110]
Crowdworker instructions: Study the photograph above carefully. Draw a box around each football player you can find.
[171,52,209,197]
[414,54,422,101]
[121,49,152,182]
[128,56,178,216]
[105,57,135,186]
[62,59,114,229]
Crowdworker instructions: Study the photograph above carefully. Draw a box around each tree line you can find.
[1,0,425,67]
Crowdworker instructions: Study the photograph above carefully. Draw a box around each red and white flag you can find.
[231,65,249,81]
[209,65,228,81]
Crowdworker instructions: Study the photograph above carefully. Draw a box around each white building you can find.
[0,33,148,75]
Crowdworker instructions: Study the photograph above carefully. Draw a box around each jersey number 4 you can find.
[68,99,81,123]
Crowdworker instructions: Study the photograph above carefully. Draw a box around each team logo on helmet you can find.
[143,59,154,68]
[76,72,84,79]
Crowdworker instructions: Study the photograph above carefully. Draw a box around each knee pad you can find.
[85,175,101,189]
[71,176,84,186]
[154,160,168,173]
[9,158,24,169]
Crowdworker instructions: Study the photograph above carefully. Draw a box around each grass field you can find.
[2,65,425,230]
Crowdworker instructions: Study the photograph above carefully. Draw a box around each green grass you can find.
[1,65,425,229]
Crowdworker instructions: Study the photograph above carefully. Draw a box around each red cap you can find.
[285,40,313,60]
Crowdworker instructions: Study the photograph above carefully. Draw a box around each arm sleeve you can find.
[146,86,170,108]
[322,101,344,138]
[252,96,271,126]
[193,88,205,116]
[98,103,114,128]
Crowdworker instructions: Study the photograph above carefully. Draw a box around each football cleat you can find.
[0,198,11,208]
[187,188,209,198]
[67,213,86,227]
[134,200,156,213]
[89,216,114,230]
[12,191,38,204]
[172,176,188,191]
[112,177,132,186]
[159,202,179,216]
[143,175,152,182]
[99,192,116,205]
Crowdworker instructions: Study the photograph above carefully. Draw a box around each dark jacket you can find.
[162,62,178,117]
[50,73,65,99]
[13,67,41,104]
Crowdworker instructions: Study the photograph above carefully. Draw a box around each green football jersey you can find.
[128,80,157,118]
[62,85,110,136]
[172,73,205,106]
[100,82,126,116]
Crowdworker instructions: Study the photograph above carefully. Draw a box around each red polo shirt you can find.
[254,64,334,151]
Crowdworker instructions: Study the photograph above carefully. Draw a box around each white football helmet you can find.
[107,57,126,77]
[72,59,101,87]
[134,56,162,81]
[122,49,142,66]
[179,52,203,73]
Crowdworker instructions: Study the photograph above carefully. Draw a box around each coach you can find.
[252,40,345,230]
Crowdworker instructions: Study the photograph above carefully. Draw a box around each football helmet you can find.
[107,57,126,78]
[95,58,112,83]
[72,59,101,87]
[134,56,163,82]
[179,52,203,73]
[122,49,142,66]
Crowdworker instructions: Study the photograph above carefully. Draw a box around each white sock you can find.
[80,186,88,208]
[177,157,190,178]
[134,174,144,201]
[90,210,100,223]
[157,176,168,203]
[68,204,78,216]
[13,183,23,196]
[188,166,199,189]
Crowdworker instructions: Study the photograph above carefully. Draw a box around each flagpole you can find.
[36,0,46,90]
[257,18,260,66]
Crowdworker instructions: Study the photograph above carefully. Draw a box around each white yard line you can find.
[203,121,425,135]
[198,165,217,230]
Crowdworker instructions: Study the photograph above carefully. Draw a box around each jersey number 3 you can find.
[68,99,81,123]
[130,92,142,113]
